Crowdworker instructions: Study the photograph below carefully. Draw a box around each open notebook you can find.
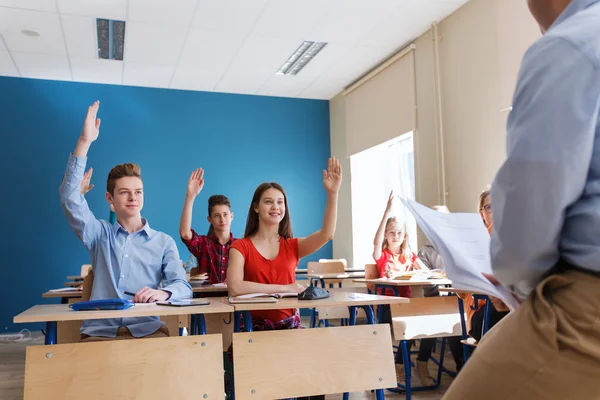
[228,293,297,304]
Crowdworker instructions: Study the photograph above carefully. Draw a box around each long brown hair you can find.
[207,195,232,236]
[382,217,412,262]
[244,182,293,239]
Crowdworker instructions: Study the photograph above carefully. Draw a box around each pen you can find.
[124,291,136,297]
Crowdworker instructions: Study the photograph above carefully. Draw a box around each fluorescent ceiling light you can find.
[277,41,327,76]
[97,19,126,61]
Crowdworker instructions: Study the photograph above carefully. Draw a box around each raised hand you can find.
[322,156,342,194]
[385,190,394,212]
[80,101,101,144]
[186,168,205,198]
[81,168,94,195]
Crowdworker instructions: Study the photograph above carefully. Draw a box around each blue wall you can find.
[0,76,331,333]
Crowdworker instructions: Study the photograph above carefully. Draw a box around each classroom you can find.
[2,0,599,399]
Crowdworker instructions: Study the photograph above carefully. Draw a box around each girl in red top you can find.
[228,157,342,330]
[374,191,427,384]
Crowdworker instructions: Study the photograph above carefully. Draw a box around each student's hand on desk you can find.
[323,157,342,194]
[384,270,395,279]
[285,283,306,294]
[80,101,101,144]
[186,168,205,198]
[133,287,170,303]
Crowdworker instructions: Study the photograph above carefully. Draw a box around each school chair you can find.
[232,324,395,400]
[23,334,224,400]
[307,260,346,327]
[80,264,92,277]
[389,296,464,400]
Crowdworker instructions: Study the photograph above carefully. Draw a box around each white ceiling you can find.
[0,0,468,100]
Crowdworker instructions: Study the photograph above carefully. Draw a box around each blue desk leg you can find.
[45,321,57,345]
[343,306,383,400]
[234,311,241,333]
[457,297,471,362]
[242,311,253,333]
[479,295,492,335]
[198,314,207,335]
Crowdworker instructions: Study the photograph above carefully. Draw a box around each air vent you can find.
[276,41,327,76]
[97,19,126,60]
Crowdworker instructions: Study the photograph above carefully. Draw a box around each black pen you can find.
[124,291,136,297]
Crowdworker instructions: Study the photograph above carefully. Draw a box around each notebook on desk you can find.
[227,293,297,304]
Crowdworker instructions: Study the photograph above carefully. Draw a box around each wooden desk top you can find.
[295,268,364,274]
[14,302,234,324]
[42,290,83,299]
[192,284,228,293]
[64,281,83,287]
[66,276,84,281]
[352,278,452,286]
[438,287,487,296]
[305,272,366,279]
[220,291,409,312]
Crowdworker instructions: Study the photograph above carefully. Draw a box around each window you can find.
[350,131,417,267]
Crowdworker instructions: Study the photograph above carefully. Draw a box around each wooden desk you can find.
[42,290,83,299]
[14,302,234,345]
[192,284,228,294]
[225,292,406,400]
[66,275,84,281]
[295,268,364,274]
[63,281,82,287]
[353,278,452,297]
[305,272,366,283]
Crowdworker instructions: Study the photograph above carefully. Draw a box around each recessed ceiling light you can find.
[21,29,40,37]
[277,41,327,76]
[97,19,126,61]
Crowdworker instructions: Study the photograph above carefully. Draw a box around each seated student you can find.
[179,168,236,284]
[59,101,192,342]
[227,157,342,331]
[415,205,464,382]
[375,191,428,384]
[464,188,509,341]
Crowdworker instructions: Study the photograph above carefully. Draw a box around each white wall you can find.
[330,0,541,263]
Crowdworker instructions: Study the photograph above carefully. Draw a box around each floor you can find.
[0,327,454,399]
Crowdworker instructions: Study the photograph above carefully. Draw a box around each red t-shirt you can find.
[375,249,418,297]
[231,237,299,323]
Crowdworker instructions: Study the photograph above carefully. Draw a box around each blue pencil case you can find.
[69,299,134,311]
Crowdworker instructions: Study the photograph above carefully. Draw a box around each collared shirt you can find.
[59,155,192,337]
[181,229,235,284]
[491,0,600,298]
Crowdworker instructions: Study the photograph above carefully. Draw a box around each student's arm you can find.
[372,191,394,261]
[298,157,342,259]
[179,168,204,241]
[227,249,304,296]
[59,101,104,251]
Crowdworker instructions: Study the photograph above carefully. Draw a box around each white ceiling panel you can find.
[71,57,121,84]
[252,0,332,41]
[0,8,66,55]
[193,0,268,35]
[128,0,197,27]
[0,50,19,76]
[309,0,399,44]
[170,67,223,92]
[178,29,245,71]
[125,21,188,66]
[0,0,55,12]
[123,62,173,88]
[12,52,71,80]
[225,35,300,76]
[215,72,269,96]
[61,14,96,58]
[58,0,126,21]
[0,0,472,99]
